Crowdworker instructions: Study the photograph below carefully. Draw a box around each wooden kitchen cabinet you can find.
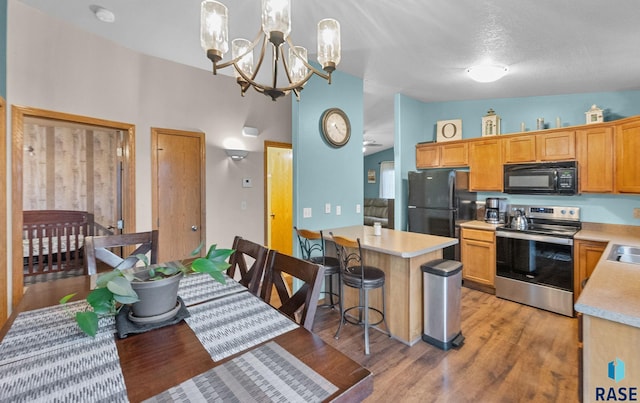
[581,315,640,401]
[573,240,607,303]
[502,134,537,163]
[416,143,440,168]
[469,138,502,191]
[537,130,576,161]
[577,126,614,193]
[615,117,640,193]
[416,142,468,168]
[460,228,496,290]
[502,130,576,163]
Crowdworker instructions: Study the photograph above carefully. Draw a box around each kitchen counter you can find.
[324,225,456,345]
[575,232,640,329]
[458,220,500,231]
[324,224,457,258]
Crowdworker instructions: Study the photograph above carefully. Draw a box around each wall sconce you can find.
[242,126,259,137]
[225,149,249,160]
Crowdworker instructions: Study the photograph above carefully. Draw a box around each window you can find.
[379,161,395,198]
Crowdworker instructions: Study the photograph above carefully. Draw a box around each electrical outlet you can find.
[325,203,331,214]
[356,203,361,214]
[634,208,640,219]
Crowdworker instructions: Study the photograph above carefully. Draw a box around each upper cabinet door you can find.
[577,126,614,193]
[469,139,503,191]
[537,130,576,161]
[503,135,536,163]
[615,117,640,193]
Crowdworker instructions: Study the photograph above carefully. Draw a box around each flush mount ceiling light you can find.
[466,64,509,83]
[91,5,115,23]
[200,0,341,101]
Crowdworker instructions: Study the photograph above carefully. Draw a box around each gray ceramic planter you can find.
[129,271,183,321]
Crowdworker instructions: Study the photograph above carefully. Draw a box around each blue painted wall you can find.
[0,0,6,98]
[395,94,427,230]
[396,90,640,228]
[364,148,394,199]
[293,69,364,244]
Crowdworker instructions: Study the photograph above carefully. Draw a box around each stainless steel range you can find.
[495,205,581,317]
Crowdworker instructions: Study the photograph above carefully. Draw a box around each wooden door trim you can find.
[151,128,206,256]
[0,98,6,324]
[11,105,136,309]
[263,141,292,245]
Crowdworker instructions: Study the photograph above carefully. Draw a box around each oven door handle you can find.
[496,231,573,246]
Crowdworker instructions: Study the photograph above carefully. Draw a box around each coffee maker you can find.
[484,197,508,224]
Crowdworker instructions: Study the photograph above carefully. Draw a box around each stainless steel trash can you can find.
[421,259,465,350]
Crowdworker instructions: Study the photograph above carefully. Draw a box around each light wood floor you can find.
[312,286,579,402]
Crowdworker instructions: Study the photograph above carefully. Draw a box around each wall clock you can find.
[321,108,351,147]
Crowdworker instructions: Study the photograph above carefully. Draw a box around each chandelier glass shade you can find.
[200,0,341,101]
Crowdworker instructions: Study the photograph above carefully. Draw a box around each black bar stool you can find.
[294,227,341,308]
[330,233,390,355]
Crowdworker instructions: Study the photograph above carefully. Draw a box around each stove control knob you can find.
[569,210,575,215]
[561,209,567,215]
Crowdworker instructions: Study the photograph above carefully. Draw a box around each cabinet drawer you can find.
[461,228,494,242]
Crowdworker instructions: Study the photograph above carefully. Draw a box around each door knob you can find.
[191,225,198,231]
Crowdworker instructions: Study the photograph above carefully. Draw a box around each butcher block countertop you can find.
[574,225,640,328]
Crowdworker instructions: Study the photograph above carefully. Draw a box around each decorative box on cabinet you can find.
[460,228,495,291]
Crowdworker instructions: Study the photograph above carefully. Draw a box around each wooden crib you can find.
[22,210,94,282]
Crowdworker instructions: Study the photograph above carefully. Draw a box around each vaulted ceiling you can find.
[18,0,640,154]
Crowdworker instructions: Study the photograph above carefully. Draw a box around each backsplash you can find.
[478,192,640,225]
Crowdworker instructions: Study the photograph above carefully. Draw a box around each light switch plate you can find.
[303,207,312,218]
[356,204,361,213]
[325,203,331,214]
[336,205,341,216]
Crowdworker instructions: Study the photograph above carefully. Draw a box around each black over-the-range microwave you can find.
[503,161,578,195]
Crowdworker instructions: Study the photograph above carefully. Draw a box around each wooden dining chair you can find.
[294,227,341,308]
[262,250,325,331]
[85,230,158,275]
[227,236,270,296]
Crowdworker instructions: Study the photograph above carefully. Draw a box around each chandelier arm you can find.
[271,42,279,90]
[279,45,295,86]
[285,37,331,81]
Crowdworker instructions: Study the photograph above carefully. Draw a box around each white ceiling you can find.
[17,0,640,155]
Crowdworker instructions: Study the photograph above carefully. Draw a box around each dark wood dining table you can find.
[0,275,373,402]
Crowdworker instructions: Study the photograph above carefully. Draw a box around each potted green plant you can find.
[61,243,234,337]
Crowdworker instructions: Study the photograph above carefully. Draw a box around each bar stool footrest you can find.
[343,305,385,327]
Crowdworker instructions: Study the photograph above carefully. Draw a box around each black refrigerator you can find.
[407,170,477,260]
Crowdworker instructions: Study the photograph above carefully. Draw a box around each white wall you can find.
[7,0,291,249]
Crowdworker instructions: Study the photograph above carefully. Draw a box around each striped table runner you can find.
[144,342,338,403]
[185,292,299,362]
[178,272,247,307]
[0,301,127,402]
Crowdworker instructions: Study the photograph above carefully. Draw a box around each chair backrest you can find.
[294,227,327,263]
[85,230,158,275]
[262,250,325,331]
[228,236,270,296]
[330,233,364,280]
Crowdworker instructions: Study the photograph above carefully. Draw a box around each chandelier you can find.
[200,0,341,101]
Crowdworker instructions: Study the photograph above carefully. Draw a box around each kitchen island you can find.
[325,225,457,345]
